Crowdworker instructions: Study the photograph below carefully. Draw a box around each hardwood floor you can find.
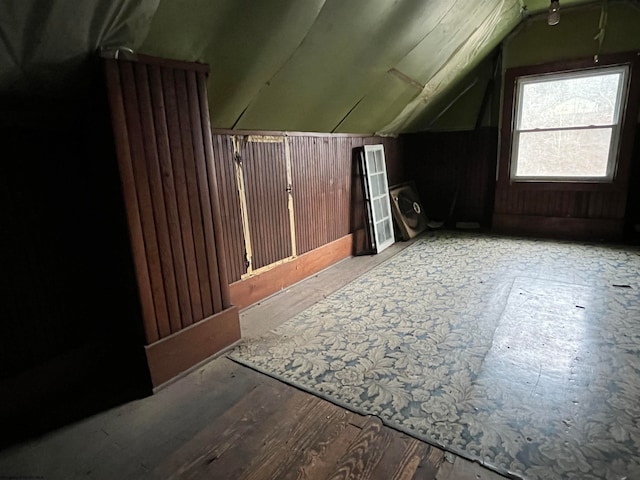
[0,237,508,479]
[0,357,506,480]
[240,237,421,339]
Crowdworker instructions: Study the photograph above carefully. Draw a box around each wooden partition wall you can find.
[211,132,403,309]
[104,55,240,387]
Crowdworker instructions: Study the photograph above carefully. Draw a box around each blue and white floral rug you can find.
[229,232,640,480]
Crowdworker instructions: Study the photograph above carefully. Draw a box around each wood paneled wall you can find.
[212,132,403,285]
[105,55,239,387]
[625,124,640,240]
[290,137,353,256]
[243,141,293,269]
[210,135,246,282]
[494,190,627,218]
[493,53,640,240]
[402,128,498,227]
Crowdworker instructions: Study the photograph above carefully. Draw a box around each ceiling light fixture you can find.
[548,0,560,25]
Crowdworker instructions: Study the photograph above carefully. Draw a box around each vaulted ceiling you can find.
[0,0,624,133]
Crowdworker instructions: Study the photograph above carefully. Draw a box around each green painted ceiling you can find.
[141,0,530,133]
[1,0,630,133]
[0,0,159,99]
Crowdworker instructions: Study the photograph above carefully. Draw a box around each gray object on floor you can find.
[389,182,429,240]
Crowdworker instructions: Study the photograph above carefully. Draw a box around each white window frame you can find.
[362,144,395,253]
[510,65,629,183]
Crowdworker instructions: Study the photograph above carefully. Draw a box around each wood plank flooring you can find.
[0,358,507,479]
[240,237,421,339]
[0,238,509,480]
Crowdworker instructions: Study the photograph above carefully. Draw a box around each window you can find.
[362,144,394,253]
[511,65,629,182]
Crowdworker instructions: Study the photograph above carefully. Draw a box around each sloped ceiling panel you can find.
[142,0,527,133]
[0,0,602,132]
[229,0,463,133]
[141,0,597,133]
[140,0,328,129]
[363,0,521,133]
[0,0,160,99]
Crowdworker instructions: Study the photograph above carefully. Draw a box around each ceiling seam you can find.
[331,95,366,133]
[320,0,478,135]
[390,0,463,69]
[378,0,519,133]
[233,0,328,129]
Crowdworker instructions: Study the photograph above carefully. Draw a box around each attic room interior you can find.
[1,0,640,479]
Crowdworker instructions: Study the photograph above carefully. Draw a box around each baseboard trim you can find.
[230,234,353,310]
[145,306,240,387]
[492,213,624,240]
[151,339,242,393]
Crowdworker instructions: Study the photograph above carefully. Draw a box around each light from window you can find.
[511,66,628,181]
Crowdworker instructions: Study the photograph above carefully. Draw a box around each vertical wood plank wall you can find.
[211,135,247,282]
[243,141,292,269]
[403,128,498,227]
[104,55,240,387]
[291,137,359,256]
[212,132,403,286]
[625,124,640,238]
[212,132,403,308]
[492,53,640,240]
[494,191,627,221]
[403,126,638,240]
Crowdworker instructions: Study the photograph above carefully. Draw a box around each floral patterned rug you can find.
[228,232,640,480]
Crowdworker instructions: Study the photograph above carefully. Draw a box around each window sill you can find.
[504,179,622,192]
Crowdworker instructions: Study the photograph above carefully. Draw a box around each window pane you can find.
[373,198,382,219]
[375,150,384,172]
[367,156,376,174]
[376,221,385,241]
[377,175,386,197]
[515,128,612,178]
[370,174,380,197]
[381,197,389,218]
[519,72,622,129]
[382,220,392,240]
[376,220,391,242]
